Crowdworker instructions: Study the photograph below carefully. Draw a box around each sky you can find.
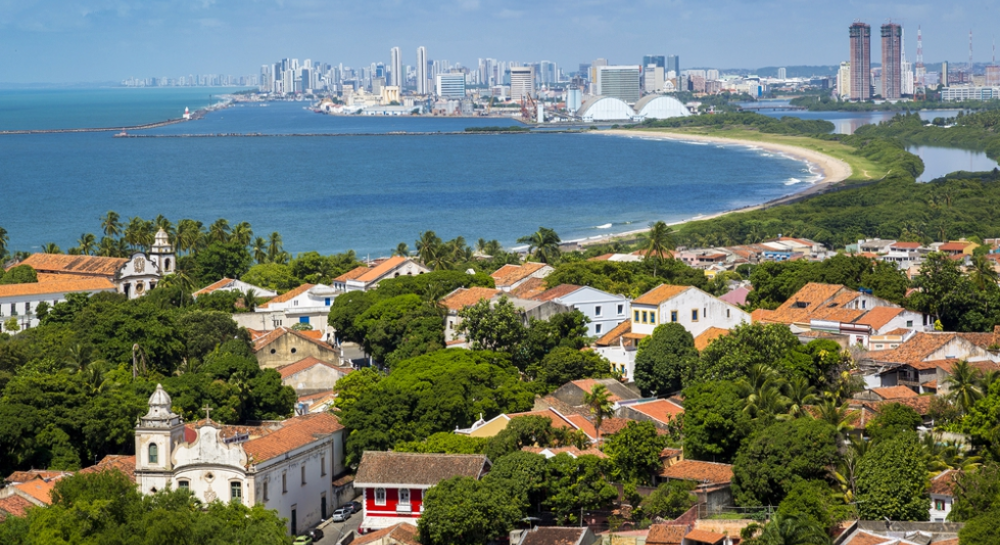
[0,0,995,83]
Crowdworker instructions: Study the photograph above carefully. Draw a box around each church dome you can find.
[141,384,179,425]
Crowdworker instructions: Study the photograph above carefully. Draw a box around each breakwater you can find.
[111,130,583,138]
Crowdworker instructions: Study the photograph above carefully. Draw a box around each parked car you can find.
[306,528,324,541]
[350,500,362,513]
[292,537,313,545]
[332,507,352,522]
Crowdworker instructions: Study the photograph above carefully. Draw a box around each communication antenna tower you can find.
[970,30,974,70]
[916,26,924,69]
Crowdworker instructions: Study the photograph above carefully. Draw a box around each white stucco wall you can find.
[555,287,629,338]
[631,288,749,338]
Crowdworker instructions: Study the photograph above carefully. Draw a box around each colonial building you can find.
[491,262,554,293]
[251,327,343,369]
[333,257,430,293]
[132,384,348,535]
[354,451,491,533]
[252,283,340,332]
[518,284,629,338]
[193,278,277,299]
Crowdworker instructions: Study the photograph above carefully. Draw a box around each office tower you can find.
[667,55,680,77]
[539,61,557,84]
[435,74,466,98]
[596,66,642,103]
[417,46,428,94]
[260,65,272,92]
[941,61,949,86]
[589,58,608,83]
[510,66,535,101]
[777,67,787,79]
[390,47,402,87]
[837,62,851,98]
[850,22,872,101]
[644,65,665,92]
[881,23,902,99]
[643,55,665,69]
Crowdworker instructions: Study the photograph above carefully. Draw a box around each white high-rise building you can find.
[435,73,466,98]
[902,61,915,96]
[837,61,852,99]
[510,66,535,101]
[416,47,428,94]
[707,69,721,80]
[777,67,787,79]
[596,66,642,103]
[390,47,402,87]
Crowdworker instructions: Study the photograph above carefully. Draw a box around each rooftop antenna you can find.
[916,26,924,69]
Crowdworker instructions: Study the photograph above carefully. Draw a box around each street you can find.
[313,500,363,545]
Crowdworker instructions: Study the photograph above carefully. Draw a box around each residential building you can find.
[416,47,428,95]
[657,460,734,515]
[490,262,553,292]
[251,327,342,369]
[353,522,421,545]
[596,66,642,103]
[278,357,353,396]
[354,451,491,533]
[455,408,582,438]
[439,287,499,344]
[850,22,872,101]
[881,23,902,99]
[253,283,340,331]
[435,73,465,98]
[837,61,851,99]
[941,86,1000,101]
[617,398,684,431]
[0,276,117,333]
[333,257,430,292]
[666,55,680,79]
[389,47,401,87]
[523,284,629,337]
[516,527,598,545]
[131,385,348,535]
[193,278,277,299]
[510,66,535,101]
[929,470,959,522]
[865,331,998,392]
[549,378,641,408]
[630,285,750,338]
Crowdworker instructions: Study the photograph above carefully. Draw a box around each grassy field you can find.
[634,127,890,182]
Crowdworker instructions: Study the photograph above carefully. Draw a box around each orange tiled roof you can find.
[334,265,372,283]
[870,332,960,367]
[935,359,1000,375]
[871,386,918,400]
[439,287,499,311]
[767,282,849,324]
[930,469,960,496]
[193,278,234,296]
[4,470,69,484]
[78,454,137,483]
[354,256,410,284]
[891,242,922,249]
[646,524,687,545]
[507,408,579,430]
[940,242,971,252]
[352,522,420,545]
[878,327,912,337]
[0,276,116,298]
[13,479,58,505]
[491,262,549,287]
[868,396,935,416]
[750,308,775,323]
[509,277,548,299]
[532,284,582,302]
[633,284,692,306]
[0,495,34,519]
[565,414,599,439]
[627,399,684,425]
[684,528,727,544]
[659,459,733,485]
[694,327,730,351]
[17,253,127,276]
[595,319,632,347]
[843,531,897,545]
[298,390,337,404]
[243,412,344,465]
[257,283,314,309]
[252,327,335,353]
[277,357,347,379]
[588,253,615,261]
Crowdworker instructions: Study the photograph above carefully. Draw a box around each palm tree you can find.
[815,399,855,438]
[517,226,561,264]
[751,513,831,545]
[101,211,122,238]
[267,232,284,263]
[252,237,268,264]
[76,233,97,256]
[209,218,231,243]
[782,376,818,418]
[154,215,175,241]
[393,242,410,257]
[42,242,62,254]
[970,254,1000,292]
[643,221,675,275]
[583,384,613,441]
[159,272,195,295]
[0,226,10,261]
[240,289,259,311]
[231,222,253,247]
[176,219,204,255]
[124,216,146,251]
[743,381,789,419]
[416,231,444,268]
[945,360,983,414]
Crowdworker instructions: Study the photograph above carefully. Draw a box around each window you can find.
[595,324,603,334]
[906,320,913,328]
[691,309,699,322]
[634,310,640,322]
[670,311,678,322]
[177,480,189,490]
[641,311,648,323]
[148,443,158,465]
[375,487,386,506]
[594,306,602,317]
[321,456,326,476]
[325,297,331,306]
[650,313,656,324]
[282,473,287,493]
[726,308,731,319]
[263,481,268,501]
[617,304,624,315]
[399,488,410,505]
[861,300,867,309]
[231,481,242,504]
[934,499,946,511]
[293,300,299,306]
[301,466,306,485]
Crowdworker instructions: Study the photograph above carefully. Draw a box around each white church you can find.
[120,384,350,535]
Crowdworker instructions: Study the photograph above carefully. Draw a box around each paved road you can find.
[313,503,363,545]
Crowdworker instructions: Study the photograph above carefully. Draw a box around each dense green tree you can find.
[483,415,584,462]
[456,296,526,354]
[959,508,1000,545]
[194,241,252,285]
[544,453,618,524]
[176,310,243,363]
[327,291,374,344]
[240,263,301,292]
[744,513,832,545]
[949,463,1000,521]
[732,419,839,507]
[641,480,697,519]
[354,294,444,364]
[698,323,841,386]
[855,433,929,521]
[419,476,525,545]
[0,265,37,285]
[775,480,849,534]
[682,381,752,463]
[395,432,489,454]
[332,367,382,412]
[603,421,669,485]
[513,311,590,372]
[866,402,922,442]
[526,346,611,391]
[634,322,698,396]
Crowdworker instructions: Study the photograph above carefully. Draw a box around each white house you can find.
[132,384,348,536]
[527,284,629,338]
[0,277,117,332]
[929,470,959,522]
[254,283,340,332]
[333,257,429,292]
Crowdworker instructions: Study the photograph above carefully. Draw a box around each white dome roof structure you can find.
[577,96,635,122]
[140,384,181,428]
[634,95,691,120]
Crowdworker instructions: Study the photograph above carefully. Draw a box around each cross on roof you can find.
[202,404,213,422]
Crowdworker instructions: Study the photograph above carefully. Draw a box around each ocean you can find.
[0,89,813,256]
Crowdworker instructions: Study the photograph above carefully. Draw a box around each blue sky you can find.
[0,0,994,82]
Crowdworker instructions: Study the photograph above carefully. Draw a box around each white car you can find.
[331,507,351,522]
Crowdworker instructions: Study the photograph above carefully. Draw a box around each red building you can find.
[353,451,491,533]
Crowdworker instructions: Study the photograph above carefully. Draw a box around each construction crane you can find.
[520,95,538,122]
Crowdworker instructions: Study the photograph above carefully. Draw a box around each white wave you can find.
[595,223,613,229]
[678,140,709,145]
[784,178,805,186]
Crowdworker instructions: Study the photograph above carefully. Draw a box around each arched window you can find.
[165,258,172,271]
[148,443,159,464]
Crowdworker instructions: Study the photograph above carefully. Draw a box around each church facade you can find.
[134,385,348,535]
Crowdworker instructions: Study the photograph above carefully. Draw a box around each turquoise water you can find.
[0,91,812,256]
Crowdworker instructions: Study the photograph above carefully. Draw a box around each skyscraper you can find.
[596,66,642,103]
[510,66,535,101]
[849,22,872,101]
[416,47,428,94]
[881,23,902,99]
[643,55,665,69]
[777,67,787,79]
[667,55,680,77]
[390,47,402,87]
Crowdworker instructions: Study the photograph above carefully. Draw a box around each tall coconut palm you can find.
[752,513,831,545]
[517,226,561,264]
[231,222,253,247]
[252,237,268,264]
[643,221,675,275]
[240,289,259,311]
[743,381,789,419]
[101,211,122,238]
[76,233,97,256]
[0,226,10,261]
[416,231,444,269]
[970,254,1000,292]
[815,399,855,438]
[42,242,62,254]
[945,360,983,414]
[209,218,231,243]
[159,271,195,295]
[124,216,154,251]
[154,215,175,240]
[782,376,818,418]
[393,242,410,257]
[583,384,613,441]
[267,232,284,263]
[176,219,203,255]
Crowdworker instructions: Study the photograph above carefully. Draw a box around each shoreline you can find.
[564,129,853,247]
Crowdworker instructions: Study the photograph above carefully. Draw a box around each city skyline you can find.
[0,1,995,83]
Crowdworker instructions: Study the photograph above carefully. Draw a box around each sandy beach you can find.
[569,129,854,246]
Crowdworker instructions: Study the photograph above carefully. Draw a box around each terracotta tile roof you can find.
[871,386,918,400]
[0,495,34,519]
[532,284,583,302]
[78,455,137,483]
[334,265,372,283]
[439,287,499,311]
[257,283,314,309]
[646,524,687,545]
[276,356,346,379]
[570,379,625,402]
[658,460,733,485]
[192,278,242,297]
[891,242,922,249]
[595,417,634,436]
[510,277,549,299]
[0,276,116,298]
[869,396,935,416]
[4,470,70,484]
[352,522,421,545]
[354,256,411,284]
[594,319,632,347]
[957,331,1000,350]
[354,451,489,487]
[694,327,730,351]
[491,262,550,288]
[684,529,727,544]
[750,308,775,323]
[507,408,579,430]
[589,253,614,261]
[242,412,344,465]
[627,399,684,425]
[843,532,895,545]
[768,282,849,324]
[939,242,970,252]
[297,390,337,404]
[879,327,912,337]
[633,284,692,306]
[924,380,937,389]
[936,359,1000,375]
[519,527,590,545]
[870,333,960,367]
[14,478,57,505]
[566,414,599,440]
[17,253,127,276]
[521,446,608,459]
[930,469,960,496]
[932,540,959,545]
[252,327,335,353]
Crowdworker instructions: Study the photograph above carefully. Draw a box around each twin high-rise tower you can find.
[849,22,872,100]
[848,21,903,101]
